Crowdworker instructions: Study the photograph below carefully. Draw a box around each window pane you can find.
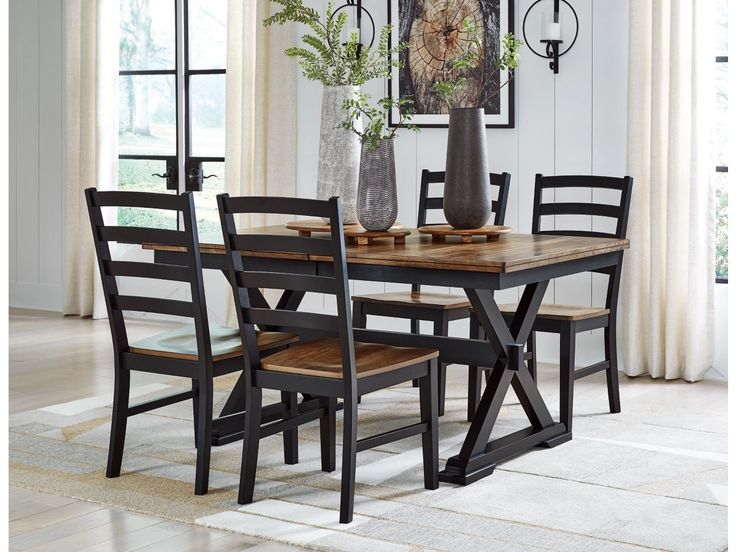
[189,74,225,157]
[119,75,177,156]
[714,62,728,167]
[715,171,728,280]
[117,159,177,228]
[716,0,728,56]
[188,0,227,70]
[120,0,175,71]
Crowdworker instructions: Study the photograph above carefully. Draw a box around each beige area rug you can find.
[10,369,728,552]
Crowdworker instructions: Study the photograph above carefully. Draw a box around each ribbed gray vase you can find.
[357,139,398,232]
[443,108,492,229]
[317,85,362,224]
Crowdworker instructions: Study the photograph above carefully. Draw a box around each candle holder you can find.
[522,0,579,74]
[330,0,376,58]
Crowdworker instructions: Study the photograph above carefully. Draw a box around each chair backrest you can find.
[530,174,634,310]
[531,174,633,239]
[417,170,511,227]
[217,195,357,384]
[85,189,212,360]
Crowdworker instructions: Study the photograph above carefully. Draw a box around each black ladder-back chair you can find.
[218,194,439,524]
[471,174,633,432]
[352,169,511,420]
[85,189,299,495]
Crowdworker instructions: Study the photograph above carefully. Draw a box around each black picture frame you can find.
[388,0,516,128]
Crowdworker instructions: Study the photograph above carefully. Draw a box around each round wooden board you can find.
[285,219,359,235]
[285,219,404,242]
[344,227,411,245]
[418,224,512,243]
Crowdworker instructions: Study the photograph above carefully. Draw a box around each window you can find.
[715,0,728,282]
[118,0,227,238]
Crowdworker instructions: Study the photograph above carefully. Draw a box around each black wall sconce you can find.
[330,0,376,58]
[522,0,579,74]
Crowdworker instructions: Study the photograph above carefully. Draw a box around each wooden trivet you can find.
[285,219,359,237]
[344,227,411,245]
[418,224,512,243]
[286,219,407,244]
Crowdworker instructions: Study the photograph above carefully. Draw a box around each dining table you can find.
[147,226,629,486]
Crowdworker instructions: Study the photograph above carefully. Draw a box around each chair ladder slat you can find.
[538,202,622,218]
[237,271,336,294]
[111,295,195,317]
[244,308,339,333]
[103,260,191,282]
[98,226,189,247]
[89,190,183,210]
[231,234,334,256]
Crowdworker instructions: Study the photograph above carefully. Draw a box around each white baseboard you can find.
[10,282,63,312]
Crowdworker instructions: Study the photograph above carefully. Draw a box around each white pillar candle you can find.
[541,13,562,40]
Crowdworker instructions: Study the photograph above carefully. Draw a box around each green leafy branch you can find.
[265,0,408,86]
[431,18,523,110]
[340,92,418,151]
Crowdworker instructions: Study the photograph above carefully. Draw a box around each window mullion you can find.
[176,0,187,194]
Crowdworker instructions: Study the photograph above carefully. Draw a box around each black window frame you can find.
[183,0,225,192]
[117,0,226,194]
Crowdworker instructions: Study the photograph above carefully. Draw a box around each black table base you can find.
[154,248,621,484]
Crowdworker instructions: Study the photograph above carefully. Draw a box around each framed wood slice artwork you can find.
[388,0,515,128]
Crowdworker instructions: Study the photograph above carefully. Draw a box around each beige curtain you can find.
[225,0,297,223]
[224,0,297,317]
[62,0,119,318]
[622,0,716,381]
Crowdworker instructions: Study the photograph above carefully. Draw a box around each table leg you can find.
[439,281,569,485]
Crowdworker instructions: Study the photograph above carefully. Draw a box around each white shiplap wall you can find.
[9,0,64,312]
[296,0,629,366]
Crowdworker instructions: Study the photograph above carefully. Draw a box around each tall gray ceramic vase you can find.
[317,85,362,223]
[443,108,492,229]
[357,139,397,232]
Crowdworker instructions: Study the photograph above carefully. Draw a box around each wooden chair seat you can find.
[498,304,610,322]
[352,291,471,311]
[261,338,439,379]
[129,325,298,361]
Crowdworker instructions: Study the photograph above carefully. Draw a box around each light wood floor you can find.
[9,309,307,552]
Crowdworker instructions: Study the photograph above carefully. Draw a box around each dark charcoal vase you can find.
[443,108,492,229]
[357,139,398,232]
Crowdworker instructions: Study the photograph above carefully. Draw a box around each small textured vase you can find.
[357,139,398,232]
[317,85,362,224]
[443,108,492,229]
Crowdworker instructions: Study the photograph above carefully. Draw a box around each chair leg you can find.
[527,331,538,381]
[559,327,576,433]
[604,322,621,414]
[191,379,199,447]
[319,397,336,472]
[410,318,420,387]
[467,314,482,422]
[419,359,439,490]
[194,377,213,495]
[106,362,130,478]
[282,391,299,465]
[433,315,449,417]
[339,396,358,524]
[238,386,263,505]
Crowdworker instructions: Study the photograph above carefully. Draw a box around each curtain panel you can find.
[62,0,119,318]
[225,0,298,224]
[622,0,716,381]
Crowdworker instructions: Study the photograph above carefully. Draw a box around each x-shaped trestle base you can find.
[438,281,570,485]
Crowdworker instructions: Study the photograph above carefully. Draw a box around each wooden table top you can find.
[147,226,629,274]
